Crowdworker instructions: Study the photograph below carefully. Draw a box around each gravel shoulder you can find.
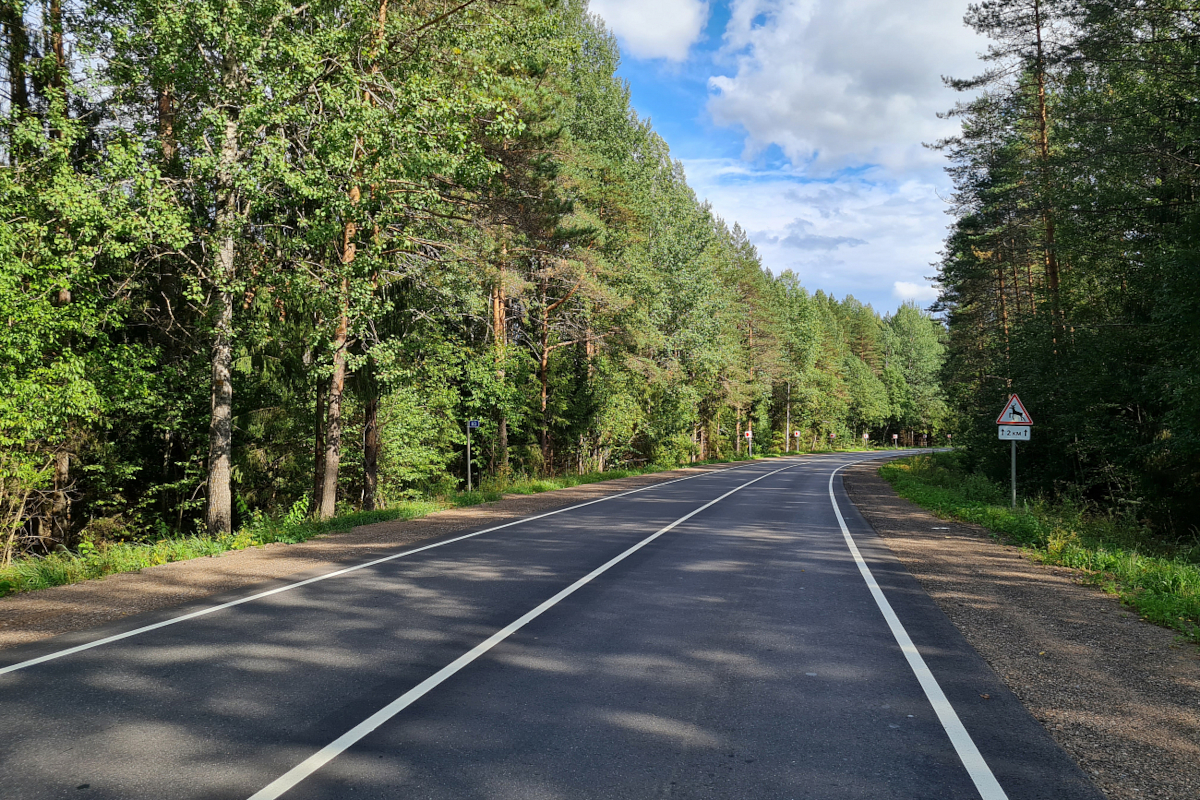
[843,461,1200,800]
[0,462,738,653]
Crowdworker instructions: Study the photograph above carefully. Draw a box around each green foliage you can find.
[1,0,949,568]
[882,453,1200,644]
[0,455,765,598]
[0,500,436,598]
[936,0,1200,537]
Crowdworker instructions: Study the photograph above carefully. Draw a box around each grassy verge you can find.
[0,502,441,599]
[879,451,1200,644]
[0,455,770,600]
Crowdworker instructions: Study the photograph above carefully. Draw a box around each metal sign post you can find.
[996,395,1033,508]
[467,420,480,491]
[745,429,752,458]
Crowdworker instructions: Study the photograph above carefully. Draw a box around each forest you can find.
[0,0,948,558]
[936,0,1200,539]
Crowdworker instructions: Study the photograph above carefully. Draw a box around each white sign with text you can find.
[998,425,1031,441]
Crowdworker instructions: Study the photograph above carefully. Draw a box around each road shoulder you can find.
[842,461,1200,800]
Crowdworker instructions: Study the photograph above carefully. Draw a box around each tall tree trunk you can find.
[362,395,379,511]
[328,0,388,514]
[158,85,177,163]
[46,0,65,139]
[1032,0,1061,337]
[2,0,30,112]
[996,260,1010,362]
[1009,237,1024,317]
[205,112,239,536]
[319,279,350,520]
[539,341,550,467]
[492,274,509,474]
[531,271,583,472]
[206,291,235,534]
[2,0,31,164]
[316,0,387,518]
[311,377,325,515]
[49,450,69,543]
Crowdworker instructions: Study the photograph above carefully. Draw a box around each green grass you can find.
[0,502,440,599]
[880,452,1200,644]
[0,454,760,600]
[0,447,894,600]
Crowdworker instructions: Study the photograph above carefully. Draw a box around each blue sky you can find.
[588,0,987,314]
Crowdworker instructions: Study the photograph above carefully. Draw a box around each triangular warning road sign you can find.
[996,394,1033,425]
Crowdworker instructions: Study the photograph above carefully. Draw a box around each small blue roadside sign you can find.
[468,420,480,429]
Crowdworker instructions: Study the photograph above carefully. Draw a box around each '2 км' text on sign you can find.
[998,425,1031,441]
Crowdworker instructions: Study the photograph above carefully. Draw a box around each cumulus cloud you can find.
[893,281,940,302]
[707,0,986,174]
[590,0,710,61]
[682,158,947,310]
[756,218,866,250]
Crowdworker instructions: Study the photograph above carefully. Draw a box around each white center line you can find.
[1,461,765,677]
[828,463,1009,800]
[245,462,800,800]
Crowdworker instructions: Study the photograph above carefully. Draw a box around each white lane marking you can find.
[0,462,770,677]
[828,464,1009,800]
[246,462,800,800]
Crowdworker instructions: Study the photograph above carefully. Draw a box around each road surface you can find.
[0,453,1101,799]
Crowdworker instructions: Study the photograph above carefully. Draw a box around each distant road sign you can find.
[998,425,1030,441]
[996,395,1033,426]
[468,420,480,429]
[744,430,752,438]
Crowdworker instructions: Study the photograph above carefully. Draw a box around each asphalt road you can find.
[0,453,1102,800]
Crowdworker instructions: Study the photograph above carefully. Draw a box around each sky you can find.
[587,0,988,314]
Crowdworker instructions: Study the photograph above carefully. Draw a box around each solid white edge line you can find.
[0,460,775,677]
[245,462,800,800]
[828,463,1009,800]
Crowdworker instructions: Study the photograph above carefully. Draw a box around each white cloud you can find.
[590,0,710,61]
[682,158,945,311]
[893,281,940,302]
[707,0,986,175]
[757,218,866,251]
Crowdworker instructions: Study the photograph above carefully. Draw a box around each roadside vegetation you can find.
[936,1,1200,539]
[2,0,947,571]
[882,453,1200,644]
[0,454,815,599]
[0,444,906,599]
[0,463,694,598]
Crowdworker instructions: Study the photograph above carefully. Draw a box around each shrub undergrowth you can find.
[0,454,796,599]
[880,452,1200,644]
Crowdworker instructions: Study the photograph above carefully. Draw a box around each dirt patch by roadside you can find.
[0,463,737,653]
[843,462,1200,800]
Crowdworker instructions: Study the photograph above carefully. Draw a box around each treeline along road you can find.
[0,0,947,565]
